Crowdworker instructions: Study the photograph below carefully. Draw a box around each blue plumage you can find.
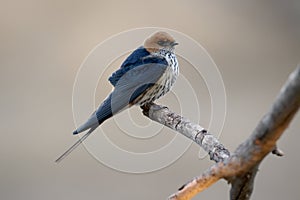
[55,31,178,163]
[109,47,168,86]
[73,47,168,135]
[120,47,150,68]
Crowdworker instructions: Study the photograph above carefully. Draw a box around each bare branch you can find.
[168,164,223,200]
[272,147,284,157]
[229,165,259,200]
[228,65,300,199]
[142,65,300,200]
[141,103,230,163]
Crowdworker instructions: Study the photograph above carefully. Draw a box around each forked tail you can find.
[55,127,96,163]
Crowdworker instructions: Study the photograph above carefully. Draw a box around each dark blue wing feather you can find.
[74,48,168,135]
[73,93,113,135]
[108,47,168,86]
[110,63,168,114]
[120,46,150,68]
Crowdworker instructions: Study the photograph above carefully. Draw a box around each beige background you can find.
[1,0,300,199]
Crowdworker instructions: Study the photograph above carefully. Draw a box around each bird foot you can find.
[141,103,168,116]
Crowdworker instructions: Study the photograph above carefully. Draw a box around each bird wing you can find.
[109,47,149,86]
[120,47,150,68]
[74,62,168,135]
[56,63,168,163]
[108,47,168,86]
[110,62,168,113]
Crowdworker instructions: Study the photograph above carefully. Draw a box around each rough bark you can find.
[141,103,230,163]
[141,65,300,200]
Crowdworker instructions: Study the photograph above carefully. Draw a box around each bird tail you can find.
[55,94,114,163]
[73,94,113,135]
[55,126,96,163]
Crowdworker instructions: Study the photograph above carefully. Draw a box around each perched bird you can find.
[55,31,179,162]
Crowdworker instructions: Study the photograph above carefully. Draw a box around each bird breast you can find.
[137,51,178,106]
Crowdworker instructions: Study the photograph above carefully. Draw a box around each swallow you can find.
[56,31,179,162]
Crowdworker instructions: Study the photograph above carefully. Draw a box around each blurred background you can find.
[1,0,299,199]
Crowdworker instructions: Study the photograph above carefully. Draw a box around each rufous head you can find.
[144,31,178,53]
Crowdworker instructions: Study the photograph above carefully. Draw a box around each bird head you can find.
[144,31,178,53]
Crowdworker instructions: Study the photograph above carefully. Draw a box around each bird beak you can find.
[171,42,179,47]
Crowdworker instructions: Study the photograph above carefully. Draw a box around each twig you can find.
[168,164,223,200]
[141,103,230,163]
[272,147,284,157]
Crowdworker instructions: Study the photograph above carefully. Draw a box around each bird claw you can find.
[141,103,152,115]
[141,103,168,116]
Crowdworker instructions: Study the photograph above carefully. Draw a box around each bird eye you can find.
[157,40,168,46]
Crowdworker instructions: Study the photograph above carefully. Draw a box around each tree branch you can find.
[228,64,300,199]
[141,65,300,200]
[141,103,230,163]
[168,164,223,200]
